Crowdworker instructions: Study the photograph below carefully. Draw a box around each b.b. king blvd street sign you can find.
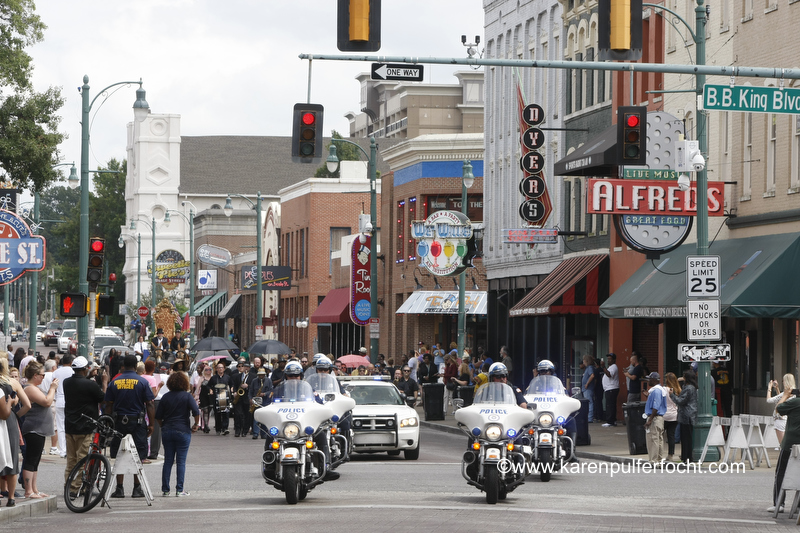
[703,84,800,115]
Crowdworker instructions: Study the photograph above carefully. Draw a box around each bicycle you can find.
[63,413,122,513]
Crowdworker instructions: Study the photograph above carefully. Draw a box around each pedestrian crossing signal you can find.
[60,293,87,318]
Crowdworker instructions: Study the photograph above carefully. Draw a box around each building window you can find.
[574,178,583,233]
[720,0,730,31]
[563,180,572,233]
[407,197,417,261]
[742,0,753,21]
[299,229,305,278]
[565,58,573,115]
[791,115,800,192]
[720,111,729,172]
[330,227,350,275]
[585,48,594,107]
[766,113,777,196]
[396,199,405,264]
[743,112,752,200]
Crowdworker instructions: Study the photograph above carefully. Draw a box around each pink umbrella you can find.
[337,354,371,368]
[198,354,229,363]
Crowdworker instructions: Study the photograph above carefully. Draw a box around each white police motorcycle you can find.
[454,381,535,504]
[305,369,355,468]
[254,376,334,504]
[523,365,581,482]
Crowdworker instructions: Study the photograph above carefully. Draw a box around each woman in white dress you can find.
[767,373,796,445]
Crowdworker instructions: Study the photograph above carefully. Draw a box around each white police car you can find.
[338,376,420,460]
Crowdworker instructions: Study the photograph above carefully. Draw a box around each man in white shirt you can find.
[407,349,419,382]
[601,353,620,428]
[52,354,76,457]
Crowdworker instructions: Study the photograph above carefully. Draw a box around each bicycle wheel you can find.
[64,453,112,513]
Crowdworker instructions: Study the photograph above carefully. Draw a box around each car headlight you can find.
[485,425,502,441]
[400,417,418,428]
[538,413,553,427]
[283,423,300,439]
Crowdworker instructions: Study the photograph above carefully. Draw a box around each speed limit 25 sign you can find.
[686,255,720,298]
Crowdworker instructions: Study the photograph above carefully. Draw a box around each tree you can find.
[0,0,64,192]
[314,130,361,178]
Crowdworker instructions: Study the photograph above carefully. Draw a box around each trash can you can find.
[574,398,591,446]
[422,383,445,421]
[622,401,648,455]
[457,385,474,407]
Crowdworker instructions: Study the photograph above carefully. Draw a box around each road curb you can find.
[0,494,57,524]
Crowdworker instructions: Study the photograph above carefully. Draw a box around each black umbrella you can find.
[190,336,239,352]
[247,339,291,355]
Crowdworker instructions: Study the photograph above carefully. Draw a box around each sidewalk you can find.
[416,405,782,466]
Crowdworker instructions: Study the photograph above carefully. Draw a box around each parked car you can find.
[58,329,77,354]
[43,320,64,347]
[108,326,125,340]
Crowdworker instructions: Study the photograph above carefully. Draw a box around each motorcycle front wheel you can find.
[284,466,300,505]
[484,465,499,504]
[539,449,552,482]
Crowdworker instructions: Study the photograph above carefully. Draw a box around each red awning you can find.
[311,288,352,324]
[509,255,608,317]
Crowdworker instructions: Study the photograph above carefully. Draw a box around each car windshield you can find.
[305,373,340,393]
[95,338,125,350]
[350,385,403,406]
[473,382,518,405]
[525,375,566,395]
[272,380,316,403]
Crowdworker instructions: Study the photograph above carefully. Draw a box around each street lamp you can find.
[224,192,263,341]
[457,160,474,361]
[164,203,196,346]
[77,75,149,357]
[130,216,157,335]
[326,138,379,362]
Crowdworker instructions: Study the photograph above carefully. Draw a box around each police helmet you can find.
[312,353,325,365]
[284,361,303,377]
[315,356,332,371]
[488,362,509,379]
[537,359,555,374]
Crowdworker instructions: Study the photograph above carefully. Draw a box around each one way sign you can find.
[371,63,424,82]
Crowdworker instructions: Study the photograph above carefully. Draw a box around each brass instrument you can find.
[233,387,246,405]
[249,396,263,413]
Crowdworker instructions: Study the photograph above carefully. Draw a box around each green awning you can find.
[194,291,227,316]
[192,293,214,314]
[599,232,800,319]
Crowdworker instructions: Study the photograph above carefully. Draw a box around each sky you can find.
[28,0,486,183]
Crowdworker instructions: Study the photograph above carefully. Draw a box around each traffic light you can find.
[291,103,324,162]
[337,0,381,52]
[97,294,115,317]
[617,106,647,165]
[87,237,105,284]
[59,293,87,318]
[598,0,643,61]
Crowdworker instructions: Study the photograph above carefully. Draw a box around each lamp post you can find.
[458,161,474,360]
[164,203,196,347]
[77,75,149,357]
[326,138,379,362]
[224,193,263,341]
[130,216,157,335]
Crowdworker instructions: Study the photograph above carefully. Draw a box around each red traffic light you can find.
[109,273,117,282]
[90,239,105,252]
[626,114,640,128]
[302,112,316,125]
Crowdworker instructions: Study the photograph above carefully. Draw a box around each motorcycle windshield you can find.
[272,380,316,403]
[473,382,517,405]
[305,373,340,393]
[525,375,566,395]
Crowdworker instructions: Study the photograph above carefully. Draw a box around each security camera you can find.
[691,152,706,172]
[677,174,691,192]
[364,221,374,233]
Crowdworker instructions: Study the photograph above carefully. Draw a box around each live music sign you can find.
[587,179,725,216]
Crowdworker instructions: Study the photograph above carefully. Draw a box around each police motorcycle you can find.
[253,361,335,504]
[454,364,535,504]
[304,357,355,469]
[523,360,581,482]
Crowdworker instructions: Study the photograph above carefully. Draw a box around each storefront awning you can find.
[218,293,241,320]
[554,124,618,176]
[395,291,488,315]
[599,232,800,319]
[311,288,352,324]
[194,291,227,317]
[509,255,609,317]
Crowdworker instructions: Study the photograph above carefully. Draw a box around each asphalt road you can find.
[8,425,796,532]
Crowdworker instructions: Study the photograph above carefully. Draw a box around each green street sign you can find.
[703,84,800,114]
[623,168,680,180]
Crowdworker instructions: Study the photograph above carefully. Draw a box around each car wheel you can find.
[403,444,420,460]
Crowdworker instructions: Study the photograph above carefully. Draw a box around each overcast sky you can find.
[28,1,485,183]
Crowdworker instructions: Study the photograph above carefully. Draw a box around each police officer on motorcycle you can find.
[488,363,527,408]
[536,359,578,462]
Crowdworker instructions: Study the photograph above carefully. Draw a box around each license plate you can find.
[539,433,552,445]
[486,448,501,460]
[283,449,298,460]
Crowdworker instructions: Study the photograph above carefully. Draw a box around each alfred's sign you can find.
[587,179,725,216]
[350,235,371,325]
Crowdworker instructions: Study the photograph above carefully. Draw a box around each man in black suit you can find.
[231,359,252,437]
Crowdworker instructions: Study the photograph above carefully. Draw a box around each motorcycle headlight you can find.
[538,413,553,427]
[283,423,300,439]
[400,417,418,428]
[485,425,502,441]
